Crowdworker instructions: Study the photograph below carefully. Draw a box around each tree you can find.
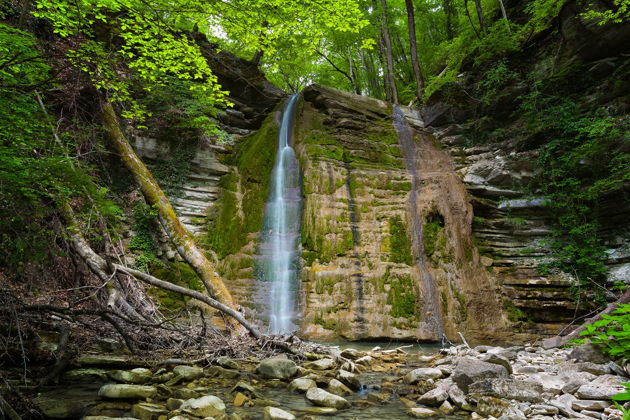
[404,0,424,102]
[378,0,399,103]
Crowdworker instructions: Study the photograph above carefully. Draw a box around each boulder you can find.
[131,402,167,420]
[327,378,352,396]
[179,395,226,418]
[576,375,626,400]
[287,378,316,393]
[98,384,157,399]
[216,356,239,370]
[257,357,298,380]
[303,358,336,370]
[305,387,351,409]
[403,367,443,384]
[417,388,448,407]
[572,399,611,411]
[451,358,509,393]
[481,353,513,375]
[340,348,364,359]
[408,407,438,418]
[172,365,204,380]
[263,406,296,420]
[337,369,361,390]
[476,396,512,417]
[468,378,543,403]
[569,343,609,364]
[108,368,152,384]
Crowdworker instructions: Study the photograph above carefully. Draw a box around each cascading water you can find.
[392,105,444,340]
[257,94,302,334]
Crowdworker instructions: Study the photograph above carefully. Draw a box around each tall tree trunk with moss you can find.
[405,0,424,102]
[379,0,398,104]
[100,100,244,333]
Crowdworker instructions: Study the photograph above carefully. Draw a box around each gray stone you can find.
[562,372,597,394]
[173,365,204,380]
[438,400,454,414]
[303,358,336,370]
[336,369,361,390]
[340,348,364,359]
[179,395,226,418]
[575,362,611,376]
[62,369,110,382]
[497,406,527,420]
[216,356,239,370]
[451,358,509,393]
[263,406,296,420]
[570,344,609,364]
[108,369,152,384]
[481,353,513,374]
[327,379,352,396]
[257,358,298,380]
[166,398,183,410]
[287,378,316,393]
[447,383,471,410]
[408,407,438,418]
[468,378,544,403]
[98,384,157,399]
[530,404,559,416]
[417,387,448,407]
[131,402,167,420]
[403,367,443,384]
[576,383,625,400]
[305,387,350,409]
[572,399,611,411]
[476,396,512,417]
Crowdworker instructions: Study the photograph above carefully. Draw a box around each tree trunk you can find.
[379,0,399,104]
[464,0,482,39]
[498,0,511,32]
[100,100,243,333]
[405,0,424,102]
[348,48,361,95]
[442,0,457,40]
[473,0,488,35]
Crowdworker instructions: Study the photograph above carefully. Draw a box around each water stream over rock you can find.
[257,94,302,334]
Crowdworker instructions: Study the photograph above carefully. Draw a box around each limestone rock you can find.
[403,367,443,384]
[173,365,203,380]
[216,356,239,370]
[263,406,296,420]
[468,378,543,403]
[131,403,167,420]
[257,357,298,380]
[572,399,611,411]
[303,358,336,370]
[569,343,609,364]
[98,384,157,399]
[340,348,364,359]
[408,407,438,418]
[576,375,625,400]
[108,368,152,384]
[287,378,316,393]
[179,395,226,418]
[451,358,509,393]
[336,369,361,390]
[417,387,448,407]
[327,378,352,396]
[476,396,512,417]
[305,387,351,409]
[481,353,513,374]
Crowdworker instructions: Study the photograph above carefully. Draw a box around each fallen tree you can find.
[100,100,244,333]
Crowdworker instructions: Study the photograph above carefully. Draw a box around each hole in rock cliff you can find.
[425,211,444,227]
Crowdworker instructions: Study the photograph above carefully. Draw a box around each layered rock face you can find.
[294,85,504,341]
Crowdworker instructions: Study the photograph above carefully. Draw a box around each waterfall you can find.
[257,94,302,334]
[392,105,444,340]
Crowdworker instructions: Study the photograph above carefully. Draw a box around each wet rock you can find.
[366,392,390,404]
[216,356,239,370]
[263,406,296,420]
[355,355,374,366]
[408,407,438,418]
[569,343,609,364]
[327,378,352,396]
[62,368,110,382]
[336,369,361,390]
[131,402,167,420]
[179,395,226,417]
[207,365,241,379]
[295,406,338,416]
[481,353,513,374]
[572,399,611,411]
[172,388,201,400]
[468,378,543,403]
[257,357,298,380]
[451,358,509,393]
[403,367,443,384]
[476,396,512,417]
[288,377,317,393]
[166,398,183,410]
[438,400,455,414]
[231,381,259,398]
[32,396,86,419]
[172,365,203,380]
[417,387,448,407]
[108,368,152,384]
[303,358,336,370]
[340,348,364,359]
[98,384,157,399]
[232,392,248,407]
[305,387,351,409]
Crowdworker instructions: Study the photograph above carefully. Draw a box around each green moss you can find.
[148,262,204,312]
[423,220,443,257]
[504,300,528,322]
[387,274,417,318]
[389,216,413,265]
[454,289,468,322]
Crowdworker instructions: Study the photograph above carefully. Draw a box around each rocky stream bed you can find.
[14,341,630,420]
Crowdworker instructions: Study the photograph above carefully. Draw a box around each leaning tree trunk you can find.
[379,0,399,104]
[405,0,424,102]
[473,0,488,35]
[100,100,243,333]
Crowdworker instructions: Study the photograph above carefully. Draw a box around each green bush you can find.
[579,304,630,359]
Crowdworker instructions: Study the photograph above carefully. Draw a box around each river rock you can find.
[216,356,239,370]
[439,400,455,414]
[173,365,203,380]
[108,368,152,384]
[305,387,351,409]
[131,402,167,420]
[257,357,298,379]
[288,378,316,393]
[207,365,241,379]
[98,384,157,399]
[303,358,336,370]
[403,367,443,384]
[497,405,527,420]
[572,399,611,411]
[481,353,513,374]
[408,407,438,418]
[476,396,512,417]
[569,343,610,364]
[263,406,296,420]
[340,348,364,359]
[327,378,352,396]
[179,395,226,417]
[337,369,361,390]
[468,378,543,403]
[166,398,183,410]
[451,358,509,393]
[576,375,626,400]
[417,387,448,407]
